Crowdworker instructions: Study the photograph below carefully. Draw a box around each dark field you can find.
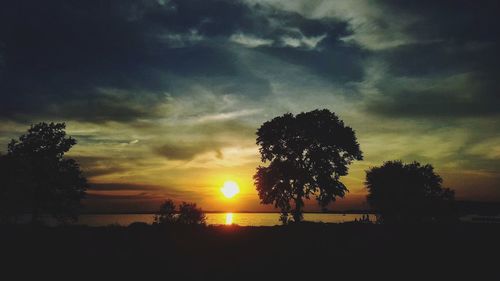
[1,222,499,279]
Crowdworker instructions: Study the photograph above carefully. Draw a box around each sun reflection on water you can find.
[225,213,233,225]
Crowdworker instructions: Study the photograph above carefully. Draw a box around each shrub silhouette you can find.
[365,161,455,224]
[153,200,206,225]
[177,202,206,225]
[254,109,363,223]
[0,122,88,224]
[153,199,176,224]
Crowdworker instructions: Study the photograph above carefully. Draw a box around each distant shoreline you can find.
[79,210,376,215]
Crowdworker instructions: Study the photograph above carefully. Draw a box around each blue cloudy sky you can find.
[0,0,499,212]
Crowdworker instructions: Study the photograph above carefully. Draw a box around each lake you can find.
[13,213,498,226]
[75,213,376,227]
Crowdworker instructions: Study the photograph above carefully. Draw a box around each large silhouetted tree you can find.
[254,109,363,223]
[0,122,88,224]
[365,161,455,224]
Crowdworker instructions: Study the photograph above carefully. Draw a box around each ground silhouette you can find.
[1,222,498,279]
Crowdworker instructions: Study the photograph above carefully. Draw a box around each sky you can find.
[0,0,499,213]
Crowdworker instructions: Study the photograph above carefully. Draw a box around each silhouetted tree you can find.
[177,202,206,225]
[153,199,176,224]
[254,109,363,223]
[365,161,455,224]
[1,122,88,224]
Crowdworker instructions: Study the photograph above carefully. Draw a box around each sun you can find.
[221,181,240,199]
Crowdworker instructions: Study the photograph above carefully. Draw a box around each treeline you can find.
[254,110,457,224]
[1,109,486,226]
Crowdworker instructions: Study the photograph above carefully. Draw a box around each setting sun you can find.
[221,181,240,199]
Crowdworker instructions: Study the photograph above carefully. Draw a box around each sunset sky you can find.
[1,0,499,212]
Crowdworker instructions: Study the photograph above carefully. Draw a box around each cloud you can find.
[90,182,164,191]
[155,141,223,161]
[87,183,210,201]
[362,68,500,119]
[1,0,500,211]
[194,109,262,122]
[280,33,327,50]
[153,118,256,161]
[73,155,135,178]
[230,31,327,50]
[242,0,419,50]
[0,0,254,122]
[230,33,274,48]
[0,0,361,125]
[156,29,204,48]
[466,137,500,161]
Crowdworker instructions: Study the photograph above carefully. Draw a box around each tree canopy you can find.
[0,122,88,224]
[365,161,455,223]
[254,109,363,223]
[153,199,177,224]
[177,202,206,225]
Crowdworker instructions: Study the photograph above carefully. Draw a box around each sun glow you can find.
[225,213,233,225]
[221,181,240,199]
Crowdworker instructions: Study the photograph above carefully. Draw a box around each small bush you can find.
[153,199,176,224]
[177,202,206,225]
[152,199,206,226]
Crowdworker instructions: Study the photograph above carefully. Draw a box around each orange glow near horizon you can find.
[221,181,240,199]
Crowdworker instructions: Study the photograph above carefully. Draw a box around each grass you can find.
[1,222,498,278]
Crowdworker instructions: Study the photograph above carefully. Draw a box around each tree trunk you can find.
[292,196,304,222]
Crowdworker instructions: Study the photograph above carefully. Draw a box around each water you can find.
[75,213,376,227]
[15,213,496,226]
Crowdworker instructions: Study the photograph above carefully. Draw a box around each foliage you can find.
[153,199,206,225]
[254,109,363,223]
[177,202,206,225]
[153,199,176,224]
[0,122,88,224]
[365,161,455,224]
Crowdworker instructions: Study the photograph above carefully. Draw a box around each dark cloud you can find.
[0,0,172,122]
[0,0,238,122]
[86,192,161,201]
[162,0,263,36]
[366,77,500,118]
[1,0,498,122]
[73,155,137,178]
[88,182,207,200]
[90,182,163,191]
[261,44,366,83]
[83,190,166,213]
[385,0,500,44]
[363,0,500,119]
[0,0,365,123]
[1,0,499,210]
[155,142,221,160]
[381,42,500,78]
